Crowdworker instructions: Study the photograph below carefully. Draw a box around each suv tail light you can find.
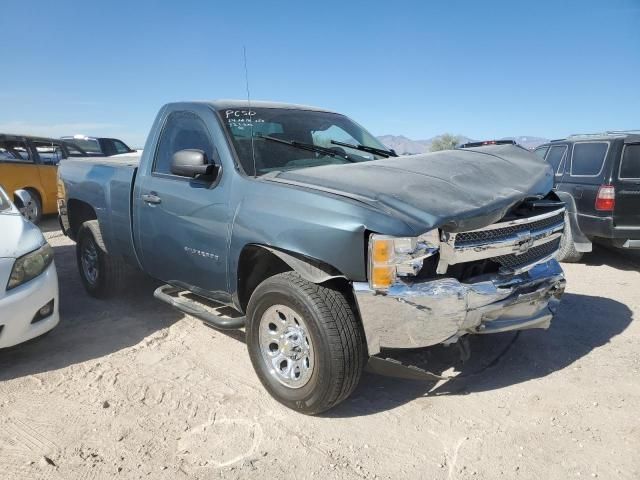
[595,185,615,211]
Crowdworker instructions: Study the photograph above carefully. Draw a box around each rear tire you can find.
[557,213,584,263]
[76,220,127,298]
[246,272,367,415]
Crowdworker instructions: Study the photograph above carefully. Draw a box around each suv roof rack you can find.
[566,132,613,138]
[566,130,639,139]
[605,129,640,134]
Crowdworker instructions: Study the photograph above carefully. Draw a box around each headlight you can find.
[7,243,54,290]
[368,230,439,290]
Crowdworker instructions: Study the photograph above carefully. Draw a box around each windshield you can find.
[0,188,13,213]
[218,107,390,175]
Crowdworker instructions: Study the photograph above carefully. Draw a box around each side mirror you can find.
[13,189,33,218]
[170,149,218,179]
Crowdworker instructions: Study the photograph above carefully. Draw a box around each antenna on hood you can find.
[243,46,257,178]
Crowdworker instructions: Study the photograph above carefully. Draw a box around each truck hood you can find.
[0,212,45,259]
[270,144,554,233]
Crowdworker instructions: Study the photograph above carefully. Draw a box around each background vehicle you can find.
[534,131,640,262]
[61,135,136,157]
[58,100,566,414]
[0,134,84,223]
[0,186,59,348]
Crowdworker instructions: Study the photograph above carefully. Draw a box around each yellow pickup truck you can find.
[0,134,83,223]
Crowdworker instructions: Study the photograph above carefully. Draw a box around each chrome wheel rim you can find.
[258,305,314,389]
[81,240,99,285]
[21,200,38,222]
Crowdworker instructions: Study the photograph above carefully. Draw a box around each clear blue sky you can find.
[1,0,638,147]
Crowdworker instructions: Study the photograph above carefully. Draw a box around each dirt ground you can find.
[0,217,638,480]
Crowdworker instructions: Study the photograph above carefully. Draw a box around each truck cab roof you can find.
[173,99,335,114]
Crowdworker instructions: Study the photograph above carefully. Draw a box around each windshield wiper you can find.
[330,140,397,158]
[258,135,356,162]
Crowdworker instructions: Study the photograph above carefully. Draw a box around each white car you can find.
[0,187,59,348]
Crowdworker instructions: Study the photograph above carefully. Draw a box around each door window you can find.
[0,140,32,163]
[619,144,640,180]
[534,146,548,159]
[546,145,567,176]
[64,138,102,154]
[33,140,66,164]
[154,111,214,175]
[570,142,609,176]
[63,141,87,156]
[113,140,131,154]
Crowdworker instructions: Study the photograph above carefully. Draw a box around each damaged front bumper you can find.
[353,259,566,356]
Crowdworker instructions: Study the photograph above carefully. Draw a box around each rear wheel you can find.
[76,220,127,298]
[246,272,367,415]
[557,213,584,263]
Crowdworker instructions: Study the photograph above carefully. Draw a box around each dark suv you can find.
[534,132,640,261]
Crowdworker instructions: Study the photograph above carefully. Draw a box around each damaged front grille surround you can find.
[437,208,565,275]
[494,237,561,270]
[454,210,565,245]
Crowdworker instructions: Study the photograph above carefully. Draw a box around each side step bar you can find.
[154,284,246,330]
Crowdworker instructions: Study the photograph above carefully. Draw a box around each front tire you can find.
[76,220,126,298]
[23,189,42,224]
[246,272,367,415]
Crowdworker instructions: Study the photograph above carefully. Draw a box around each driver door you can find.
[134,108,231,302]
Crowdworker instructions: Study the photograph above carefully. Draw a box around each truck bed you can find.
[63,152,141,168]
[58,154,140,264]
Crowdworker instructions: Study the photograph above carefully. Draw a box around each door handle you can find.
[142,193,161,205]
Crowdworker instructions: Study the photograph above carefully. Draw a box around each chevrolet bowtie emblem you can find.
[515,231,534,254]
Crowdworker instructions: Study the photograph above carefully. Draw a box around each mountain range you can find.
[376,134,549,155]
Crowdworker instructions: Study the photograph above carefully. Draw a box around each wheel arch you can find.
[66,198,98,242]
[23,185,43,204]
[235,244,348,313]
[554,190,592,252]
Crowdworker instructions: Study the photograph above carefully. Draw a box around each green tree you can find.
[430,133,460,152]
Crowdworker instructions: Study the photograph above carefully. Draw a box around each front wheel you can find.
[246,272,367,415]
[23,189,42,224]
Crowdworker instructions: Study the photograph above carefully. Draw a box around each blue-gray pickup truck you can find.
[58,100,566,414]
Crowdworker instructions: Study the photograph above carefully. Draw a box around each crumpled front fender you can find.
[258,245,346,284]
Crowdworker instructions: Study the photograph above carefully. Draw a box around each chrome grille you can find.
[438,207,565,275]
[455,211,564,246]
[493,238,561,270]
